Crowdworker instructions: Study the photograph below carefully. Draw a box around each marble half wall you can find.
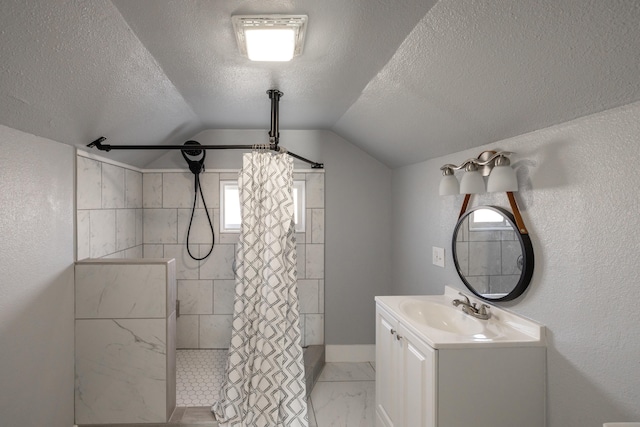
[74,259,176,425]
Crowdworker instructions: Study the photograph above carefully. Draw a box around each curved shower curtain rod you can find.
[86,89,324,169]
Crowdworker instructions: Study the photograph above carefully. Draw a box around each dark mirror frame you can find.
[452,205,534,302]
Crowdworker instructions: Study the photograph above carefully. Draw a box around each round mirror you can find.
[452,205,534,302]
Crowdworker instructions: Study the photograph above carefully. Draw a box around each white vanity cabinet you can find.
[375,294,546,427]
[377,306,436,427]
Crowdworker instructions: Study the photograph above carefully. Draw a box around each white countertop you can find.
[375,286,546,349]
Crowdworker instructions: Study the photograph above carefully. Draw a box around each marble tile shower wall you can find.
[76,154,143,260]
[76,154,325,349]
[142,171,325,350]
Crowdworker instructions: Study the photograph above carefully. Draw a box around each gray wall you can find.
[148,129,393,345]
[0,125,75,427]
[391,101,640,426]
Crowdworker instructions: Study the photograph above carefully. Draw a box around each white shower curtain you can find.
[213,151,308,427]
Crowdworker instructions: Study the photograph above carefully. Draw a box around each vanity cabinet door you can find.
[398,324,437,427]
[376,306,402,427]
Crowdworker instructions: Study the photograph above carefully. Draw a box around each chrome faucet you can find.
[452,292,491,320]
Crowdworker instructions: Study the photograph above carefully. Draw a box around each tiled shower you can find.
[75,151,325,412]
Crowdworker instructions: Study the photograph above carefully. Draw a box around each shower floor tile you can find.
[176,349,227,407]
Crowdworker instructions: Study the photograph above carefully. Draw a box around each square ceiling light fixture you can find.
[232,15,308,62]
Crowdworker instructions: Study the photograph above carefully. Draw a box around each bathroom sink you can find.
[376,287,546,348]
[399,300,485,335]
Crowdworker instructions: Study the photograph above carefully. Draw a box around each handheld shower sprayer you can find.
[181,140,206,175]
[182,141,215,261]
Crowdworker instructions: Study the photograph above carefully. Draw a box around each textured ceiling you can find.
[1,0,639,168]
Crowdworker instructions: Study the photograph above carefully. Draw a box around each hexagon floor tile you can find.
[176,349,227,407]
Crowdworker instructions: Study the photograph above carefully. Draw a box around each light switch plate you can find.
[432,246,445,267]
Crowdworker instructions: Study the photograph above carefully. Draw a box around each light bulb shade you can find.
[439,174,459,196]
[233,15,308,62]
[245,28,295,61]
[487,165,518,192]
[459,170,485,194]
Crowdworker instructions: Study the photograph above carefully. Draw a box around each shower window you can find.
[220,180,305,233]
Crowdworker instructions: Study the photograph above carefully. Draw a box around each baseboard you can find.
[325,345,375,363]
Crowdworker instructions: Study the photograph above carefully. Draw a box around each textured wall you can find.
[391,101,640,426]
[0,126,75,427]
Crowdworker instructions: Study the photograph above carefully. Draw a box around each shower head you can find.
[182,140,206,175]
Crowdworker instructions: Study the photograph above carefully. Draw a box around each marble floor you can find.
[176,349,376,426]
[309,362,376,427]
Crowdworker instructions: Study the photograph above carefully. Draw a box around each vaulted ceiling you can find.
[1,0,639,168]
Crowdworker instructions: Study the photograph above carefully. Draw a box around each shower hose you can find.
[186,173,215,260]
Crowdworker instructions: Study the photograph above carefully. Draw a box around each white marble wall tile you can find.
[310,380,375,427]
[144,244,164,259]
[164,244,199,280]
[466,275,489,294]
[77,210,91,260]
[177,208,215,245]
[304,314,324,346]
[199,244,235,280]
[90,209,116,258]
[296,231,306,244]
[162,173,194,208]
[102,163,125,209]
[125,169,143,208]
[116,209,136,251]
[197,172,220,209]
[124,245,143,259]
[306,244,325,279]
[469,241,501,275]
[135,208,143,245]
[319,280,325,313]
[143,173,163,208]
[199,315,233,348]
[306,173,324,209]
[213,280,235,314]
[456,241,469,275]
[220,172,240,181]
[489,275,520,294]
[75,319,167,424]
[77,156,102,210]
[298,279,319,314]
[143,209,178,244]
[177,315,199,348]
[76,263,166,318]
[311,209,324,243]
[305,207,312,237]
[296,243,306,279]
[501,240,522,275]
[178,280,213,315]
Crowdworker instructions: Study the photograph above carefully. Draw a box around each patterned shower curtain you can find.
[212,151,308,427]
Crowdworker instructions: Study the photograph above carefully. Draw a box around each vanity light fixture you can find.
[439,151,517,196]
[232,15,308,62]
[441,150,528,235]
